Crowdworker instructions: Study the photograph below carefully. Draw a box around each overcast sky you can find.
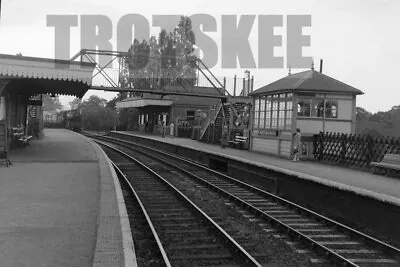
[0,0,399,113]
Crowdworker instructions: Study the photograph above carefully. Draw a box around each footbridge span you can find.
[70,49,254,99]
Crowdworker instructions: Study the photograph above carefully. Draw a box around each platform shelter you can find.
[116,85,220,137]
[0,54,95,163]
[249,66,363,159]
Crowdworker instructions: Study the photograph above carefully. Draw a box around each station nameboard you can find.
[28,100,43,106]
[29,106,37,118]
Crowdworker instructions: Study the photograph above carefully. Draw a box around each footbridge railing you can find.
[70,49,253,98]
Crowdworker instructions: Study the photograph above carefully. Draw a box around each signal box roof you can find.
[250,69,363,96]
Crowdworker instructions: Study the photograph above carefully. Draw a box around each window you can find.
[256,93,293,132]
[278,100,285,129]
[254,98,260,128]
[312,99,325,117]
[325,100,338,118]
[259,97,266,128]
[297,98,339,119]
[271,98,278,128]
[297,99,311,117]
[265,96,271,129]
[187,110,195,120]
[285,99,292,129]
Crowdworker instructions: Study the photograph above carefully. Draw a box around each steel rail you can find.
[94,139,263,267]
[109,158,172,267]
[93,135,357,266]
[90,133,400,266]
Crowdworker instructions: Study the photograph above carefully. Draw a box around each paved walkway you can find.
[0,129,135,267]
[117,131,400,206]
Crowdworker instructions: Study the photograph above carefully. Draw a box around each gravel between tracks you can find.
[163,170,335,267]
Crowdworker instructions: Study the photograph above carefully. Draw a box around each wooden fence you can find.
[313,132,400,168]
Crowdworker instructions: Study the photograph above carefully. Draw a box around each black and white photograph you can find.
[0,0,400,266]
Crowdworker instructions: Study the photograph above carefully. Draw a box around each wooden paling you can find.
[313,132,400,169]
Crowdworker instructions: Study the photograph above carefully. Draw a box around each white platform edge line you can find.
[77,131,137,267]
[114,131,400,207]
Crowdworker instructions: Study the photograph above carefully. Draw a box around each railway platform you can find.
[0,129,135,267]
[114,131,400,206]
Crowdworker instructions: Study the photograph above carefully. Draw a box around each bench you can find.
[229,135,249,150]
[370,154,400,177]
[12,128,32,149]
[19,135,32,147]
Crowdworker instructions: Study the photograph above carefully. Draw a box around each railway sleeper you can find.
[167,246,233,257]
[306,234,348,239]
[148,212,193,217]
[154,217,198,222]
[169,257,237,267]
[349,258,398,264]
[169,253,233,260]
[168,243,223,250]
[163,228,209,235]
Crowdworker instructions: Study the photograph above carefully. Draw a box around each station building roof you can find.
[117,98,173,108]
[115,84,221,109]
[0,54,96,98]
[250,69,364,96]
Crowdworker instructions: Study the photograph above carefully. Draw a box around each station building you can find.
[116,85,221,136]
[0,54,95,162]
[249,67,363,158]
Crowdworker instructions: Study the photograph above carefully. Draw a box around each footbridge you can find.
[70,49,254,99]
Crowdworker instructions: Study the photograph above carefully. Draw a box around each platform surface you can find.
[0,129,134,267]
[117,131,400,205]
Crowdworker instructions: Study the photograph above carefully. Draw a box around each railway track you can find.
[98,141,263,267]
[87,133,400,267]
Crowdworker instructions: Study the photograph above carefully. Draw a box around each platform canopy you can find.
[250,69,364,96]
[116,98,173,108]
[0,54,96,98]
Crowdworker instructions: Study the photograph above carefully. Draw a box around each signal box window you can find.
[186,110,195,121]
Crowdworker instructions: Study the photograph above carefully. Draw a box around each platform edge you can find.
[111,131,400,207]
[79,131,137,267]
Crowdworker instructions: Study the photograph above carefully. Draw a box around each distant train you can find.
[61,108,82,132]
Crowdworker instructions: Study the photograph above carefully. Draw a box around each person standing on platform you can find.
[292,128,302,162]
[158,120,162,136]
[169,122,174,138]
[161,120,166,138]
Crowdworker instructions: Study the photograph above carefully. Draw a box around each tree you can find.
[356,107,372,122]
[161,16,197,83]
[356,105,400,124]
[123,16,197,86]
[43,94,63,111]
[126,39,150,71]
[106,93,139,130]
[69,98,82,110]
[147,36,161,78]
[125,39,151,91]
[81,95,118,131]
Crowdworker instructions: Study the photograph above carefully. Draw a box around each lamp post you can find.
[244,70,250,96]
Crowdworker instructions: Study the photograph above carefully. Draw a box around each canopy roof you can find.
[250,69,363,96]
[116,98,173,108]
[0,54,96,98]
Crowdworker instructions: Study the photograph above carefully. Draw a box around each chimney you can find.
[320,59,323,73]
